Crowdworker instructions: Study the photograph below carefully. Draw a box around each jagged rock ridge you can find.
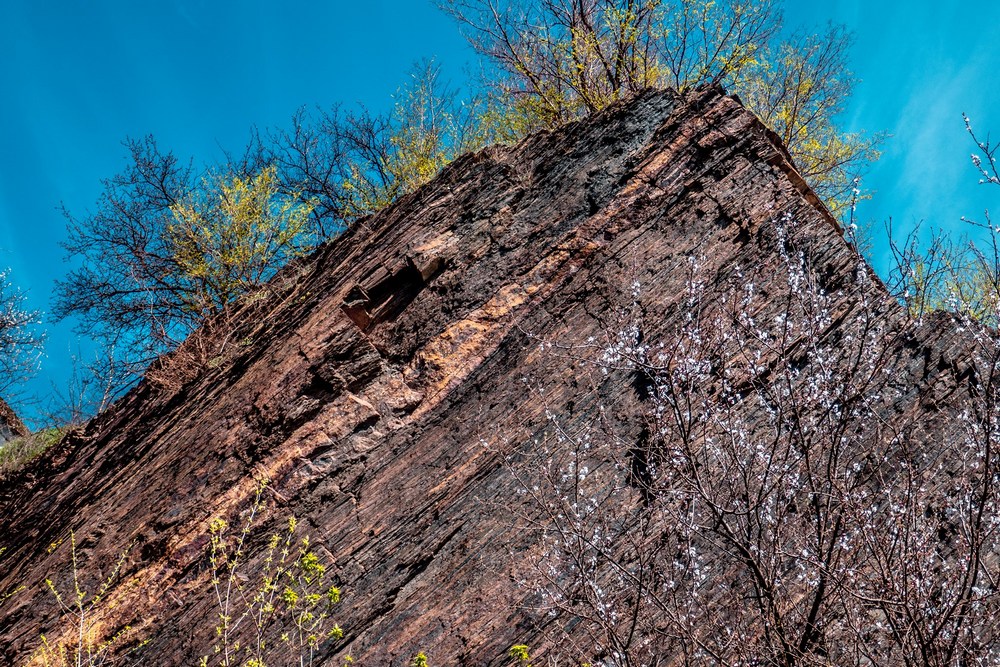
[0,87,981,665]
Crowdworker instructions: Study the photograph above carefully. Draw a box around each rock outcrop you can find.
[0,86,986,665]
[0,398,27,445]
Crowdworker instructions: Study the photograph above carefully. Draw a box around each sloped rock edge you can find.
[0,86,976,665]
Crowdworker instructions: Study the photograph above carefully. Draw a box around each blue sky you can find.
[783,1,1000,258]
[0,1,998,422]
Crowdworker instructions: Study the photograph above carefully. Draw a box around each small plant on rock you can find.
[0,546,24,609]
[508,644,531,667]
[30,532,139,666]
[201,482,343,667]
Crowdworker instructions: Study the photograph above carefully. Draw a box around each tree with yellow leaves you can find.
[167,165,314,319]
[441,0,880,215]
[266,59,488,226]
[55,141,315,389]
[338,60,485,217]
[443,0,779,120]
[734,25,881,214]
[886,115,1000,327]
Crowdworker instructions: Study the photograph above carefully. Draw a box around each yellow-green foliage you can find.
[733,26,881,215]
[508,644,532,667]
[341,61,487,220]
[29,532,138,667]
[912,245,1000,325]
[14,483,342,667]
[444,0,878,216]
[0,427,66,477]
[884,218,1000,326]
[0,546,25,609]
[168,164,316,318]
[445,0,780,121]
[201,482,343,667]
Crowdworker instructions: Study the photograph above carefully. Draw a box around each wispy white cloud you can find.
[893,64,980,221]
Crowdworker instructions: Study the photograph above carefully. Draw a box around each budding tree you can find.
[55,142,316,389]
[0,269,43,402]
[263,59,490,226]
[885,115,1000,326]
[442,0,879,214]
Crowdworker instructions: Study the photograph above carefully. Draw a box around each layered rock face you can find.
[0,87,989,665]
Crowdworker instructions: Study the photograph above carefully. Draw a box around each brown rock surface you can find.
[0,86,982,664]
[0,399,27,444]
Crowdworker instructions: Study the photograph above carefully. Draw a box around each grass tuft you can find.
[0,428,66,476]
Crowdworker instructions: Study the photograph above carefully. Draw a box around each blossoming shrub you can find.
[505,214,1000,665]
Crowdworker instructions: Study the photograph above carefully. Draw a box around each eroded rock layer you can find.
[0,87,977,665]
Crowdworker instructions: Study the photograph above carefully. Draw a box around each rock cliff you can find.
[0,86,989,665]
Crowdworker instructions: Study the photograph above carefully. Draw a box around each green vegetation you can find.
[0,427,66,477]
[335,59,490,220]
[166,165,316,320]
[0,546,25,609]
[30,532,139,667]
[201,482,343,667]
[443,0,880,214]
[54,149,318,392]
[733,23,881,215]
[12,480,342,666]
[508,644,531,667]
[884,118,1000,326]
